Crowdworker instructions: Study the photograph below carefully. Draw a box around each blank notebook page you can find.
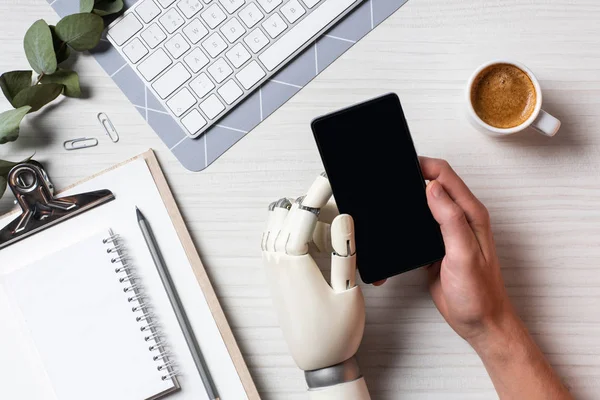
[1,231,176,400]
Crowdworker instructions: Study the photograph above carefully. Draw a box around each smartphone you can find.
[311,93,445,283]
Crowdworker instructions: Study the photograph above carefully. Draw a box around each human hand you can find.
[420,157,515,345]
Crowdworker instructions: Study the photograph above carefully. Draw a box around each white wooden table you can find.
[2,0,600,398]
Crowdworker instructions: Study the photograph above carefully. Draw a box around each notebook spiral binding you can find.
[103,230,178,382]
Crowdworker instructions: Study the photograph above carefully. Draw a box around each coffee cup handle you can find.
[532,110,561,137]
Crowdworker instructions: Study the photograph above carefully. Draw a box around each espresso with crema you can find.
[471,64,537,129]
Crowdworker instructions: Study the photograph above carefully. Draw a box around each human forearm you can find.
[470,310,573,400]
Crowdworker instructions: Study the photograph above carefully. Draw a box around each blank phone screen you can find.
[312,93,445,283]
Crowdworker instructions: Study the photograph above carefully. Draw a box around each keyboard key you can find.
[218,79,243,104]
[122,38,148,63]
[262,13,287,38]
[200,94,225,119]
[152,63,191,98]
[137,48,172,80]
[184,48,210,72]
[218,0,245,13]
[220,18,246,43]
[236,60,265,89]
[159,8,185,33]
[244,28,269,53]
[190,73,215,98]
[156,0,177,7]
[201,4,226,29]
[181,109,207,136]
[165,33,191,58]
[238,3,264,28]
[202,32,228,58]
[301,0,319,8]
[281,0,306,23]
[141,23,167,48]
[207,58,233,83]
[167,87,197,116]
[177,0,203,18]
[108,14,143,46]
[136,0,161,23]
[225,43,251,68]
[260,0,355,71]
[182,19,209,43]
[257,0,282,13]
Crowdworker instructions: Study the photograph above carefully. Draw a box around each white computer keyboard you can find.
[107,0,362,139]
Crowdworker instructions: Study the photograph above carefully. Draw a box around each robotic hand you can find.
[261,174,370,400]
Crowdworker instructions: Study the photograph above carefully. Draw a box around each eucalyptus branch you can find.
[0,0,125,198]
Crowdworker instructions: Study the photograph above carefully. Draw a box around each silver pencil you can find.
[136,207,219,400]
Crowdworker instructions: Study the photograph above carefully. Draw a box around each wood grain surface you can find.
[1,0,600,398]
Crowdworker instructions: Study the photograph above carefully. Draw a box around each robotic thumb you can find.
[330,214,357,292]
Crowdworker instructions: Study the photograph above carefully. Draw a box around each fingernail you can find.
[430,181,445,199]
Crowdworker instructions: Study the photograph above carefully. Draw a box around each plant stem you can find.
[35,73,45,85]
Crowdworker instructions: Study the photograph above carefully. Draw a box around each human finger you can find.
[419,157,494,256]
[426,180,481,257]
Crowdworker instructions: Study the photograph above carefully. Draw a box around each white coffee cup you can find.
[466,60,561,137]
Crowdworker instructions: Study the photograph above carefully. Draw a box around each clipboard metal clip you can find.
[0,161,115,250]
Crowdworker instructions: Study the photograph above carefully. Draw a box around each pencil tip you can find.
[136,206,143,221]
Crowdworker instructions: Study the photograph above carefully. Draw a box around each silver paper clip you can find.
[98,112,119,143]
[63,137,98,151]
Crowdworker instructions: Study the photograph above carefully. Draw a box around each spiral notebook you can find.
[1,230,178,400]
[0,151,259,400]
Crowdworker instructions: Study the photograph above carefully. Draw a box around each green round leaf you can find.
[0,106,32,144]
[93,0,124,17]
[0,175,6,199]
[40,69,81,98]
[50,25,71,64]
[12,84,64,113]
[0,71,32,107]
[80,0,94,13]
[55,13,104,52]
[24,20,58,75]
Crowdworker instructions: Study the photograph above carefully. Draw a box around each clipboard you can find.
[0,150,260,400]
